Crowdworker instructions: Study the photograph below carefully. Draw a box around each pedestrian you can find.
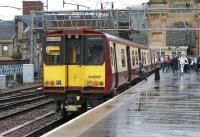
[196,56,200,74]
[172,56,179,74]
[139,61,147,81]
[160,56,164,69]
[184,57,189,73]
[179,56,185,75]
[167,55,172,71]
[162,57,168,72]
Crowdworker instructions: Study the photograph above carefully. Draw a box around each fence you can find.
[0,64,23,75]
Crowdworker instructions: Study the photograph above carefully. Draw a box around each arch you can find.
[166,22,196,55]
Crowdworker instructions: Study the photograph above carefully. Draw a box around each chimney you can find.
[23,1,44,15]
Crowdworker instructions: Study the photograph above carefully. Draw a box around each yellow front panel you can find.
[43,64,66,87]
[68,65,82,87]
[44,64,105,88]
[83,64,105,87]
[68,64,105,87]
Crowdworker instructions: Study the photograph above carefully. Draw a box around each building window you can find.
[121,49,126,67]
[172,3,192,8]
[161,52,165,57]
[172,52,181,57]
[2,45,8,56]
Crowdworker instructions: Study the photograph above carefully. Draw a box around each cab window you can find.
[44,37,64,65]
[66,36,81,64]
[84,36,104,65]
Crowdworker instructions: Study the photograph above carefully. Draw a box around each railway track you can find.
[0,104,80,137]
[1,111,58,137]
[0,86,41,98]
[0,95,48,110]
[0,91,43,104]
[0,77,148,137]
[0,100,54,120]
[24,112,81,137]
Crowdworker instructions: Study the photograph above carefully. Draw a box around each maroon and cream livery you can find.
[43,29,158,115]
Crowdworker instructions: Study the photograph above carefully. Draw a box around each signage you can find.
[46,37,61,41]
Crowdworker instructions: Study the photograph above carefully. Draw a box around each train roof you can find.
[104,33,148,50]
[45,29,149,50]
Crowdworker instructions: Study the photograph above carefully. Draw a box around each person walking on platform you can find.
[162,58,168,72]
[184,57,189,73]
[196,56,200,74]
[167,55,172,71]
[172,56,179,74]
[180,56,186,75]
[139,61,147,81]
[160,56,164,69]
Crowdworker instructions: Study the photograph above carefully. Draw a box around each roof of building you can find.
[22,15,31,27]
[0,21,15,40]
[15,15,31,31]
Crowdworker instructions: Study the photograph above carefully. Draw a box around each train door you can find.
[126,46,131,81]
[65,35,83,88]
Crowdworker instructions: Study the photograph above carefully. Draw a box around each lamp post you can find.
[176,46,179,57]
[198,15,200,56]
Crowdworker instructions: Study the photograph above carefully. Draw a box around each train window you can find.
[147,53,149,64]
[110,47,113,66]
[44,38,64,65]
[65,36,81,65]
[45,46,61,64]
[121,49,126,67]
[141,52,144,64]
[135,51,138,65]
[84,36,104,65]
[132,50,135,66]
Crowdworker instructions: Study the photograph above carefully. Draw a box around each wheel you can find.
[80,101,87,113]
[60,102,67,117]
[55,101,61,112]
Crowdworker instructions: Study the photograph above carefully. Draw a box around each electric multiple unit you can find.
[43,29,158,116]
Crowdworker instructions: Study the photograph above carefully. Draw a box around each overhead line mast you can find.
[63,0,90,10]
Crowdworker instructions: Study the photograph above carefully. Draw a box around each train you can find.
[42,29,159,116]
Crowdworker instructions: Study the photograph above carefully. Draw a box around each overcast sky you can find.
[0,0,149,20]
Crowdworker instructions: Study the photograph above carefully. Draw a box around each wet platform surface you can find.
[43,72,200,137]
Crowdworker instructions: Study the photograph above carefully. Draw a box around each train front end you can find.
[43,30,111,115]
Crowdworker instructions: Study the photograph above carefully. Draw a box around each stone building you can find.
[148,0,200,57]
[0,21,15,60]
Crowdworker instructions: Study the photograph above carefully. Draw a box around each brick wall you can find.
[23,1,43,15]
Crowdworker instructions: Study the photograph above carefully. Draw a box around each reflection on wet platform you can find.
[80,72,200,137]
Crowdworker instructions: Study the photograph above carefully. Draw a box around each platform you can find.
[42,71,200,137]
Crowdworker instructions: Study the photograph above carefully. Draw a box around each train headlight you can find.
[76,96,80,101]
[93,80,98,87]
[50,81,55,86]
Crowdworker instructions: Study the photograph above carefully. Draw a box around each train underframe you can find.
[48,90,111,116]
